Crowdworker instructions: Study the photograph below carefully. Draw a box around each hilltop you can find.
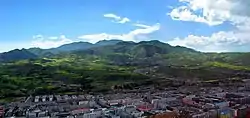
[0,40,250,98]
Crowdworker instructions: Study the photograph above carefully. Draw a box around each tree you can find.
[77,76,93,91]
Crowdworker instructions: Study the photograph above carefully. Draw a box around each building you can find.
[34,96,39,103]
[71,108,90,115]
[151,99,168,110]
[0,106,4,118]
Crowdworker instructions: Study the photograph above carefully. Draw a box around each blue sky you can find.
[1,0,250,52]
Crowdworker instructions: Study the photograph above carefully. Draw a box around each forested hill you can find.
[0,40,195,62]
[0,40,250,99]
[0,49,37,62]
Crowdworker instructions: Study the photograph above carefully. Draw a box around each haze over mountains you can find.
[0,40,195,62]
[1,39,250,75]
[0,40,121,61]
[1,39,250,97]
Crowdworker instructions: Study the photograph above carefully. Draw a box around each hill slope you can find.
[26,40,123,57]
[77,40,195,56]
[0,40,250,98]
[55,42,94,52]
[0,49,37,62]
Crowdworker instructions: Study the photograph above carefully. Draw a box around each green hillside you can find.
[0,40,250,99]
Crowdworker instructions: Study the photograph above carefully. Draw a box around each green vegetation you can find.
[0,40,250,99]
[205,62,250,71]
[0,54,147,99]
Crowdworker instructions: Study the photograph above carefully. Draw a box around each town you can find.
[1,78,250,118]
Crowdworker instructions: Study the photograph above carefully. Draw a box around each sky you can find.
[1,0,250,52]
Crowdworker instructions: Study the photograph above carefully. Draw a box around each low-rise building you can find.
[27,112,37,118]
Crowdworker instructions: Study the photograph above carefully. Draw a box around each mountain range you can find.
[1,39,250,97]
[1,39,250,70]
[0,39,123,61]
[0,39,195,62]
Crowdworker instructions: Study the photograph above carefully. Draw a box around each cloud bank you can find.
[78,23,160,43]
[167,0,250,52]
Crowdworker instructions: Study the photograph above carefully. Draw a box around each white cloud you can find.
[118,18,130,24]
[48,36,58,40]
[103,13,130,24]
[167,31,250,52]
[78,23,160,43]
[31,35,73,49]
[167,0,250,52]
[78,33,125,43]
[167,6,174,9]
[133,23,151,28]
[32,35,43,39]
[104,14,121,20]
[168,6,223,26]
[168,0,250,26]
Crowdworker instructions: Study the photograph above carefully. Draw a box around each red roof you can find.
[137,105,153,111]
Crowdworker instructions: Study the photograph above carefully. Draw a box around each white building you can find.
[49,95,53,101]
[42,96,46,102]
[151,99,167,110]
[34,96,39,103]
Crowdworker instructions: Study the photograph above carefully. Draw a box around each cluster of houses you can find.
[1,91,250,118]
[2,79,250,118]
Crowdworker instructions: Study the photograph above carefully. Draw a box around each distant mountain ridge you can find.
[27,39,123,56]
[0,40,196,62]
[0,39,124,62]
[0,49,37,62]
[77,40,196,57]
[95,39,122,46]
